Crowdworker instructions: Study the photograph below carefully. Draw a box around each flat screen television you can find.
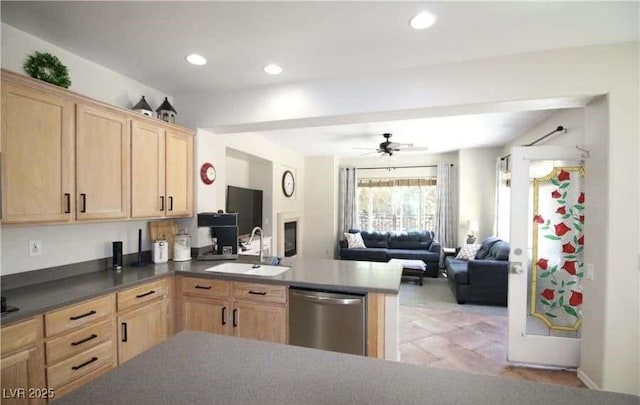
[226,185,263,237]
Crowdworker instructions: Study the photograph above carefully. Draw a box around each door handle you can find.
[509,262,524,274]
[169,196,173,211]
[160,196,165,211]
[221,307,227,325]
[121,322,128,342]
[232,308,238,327]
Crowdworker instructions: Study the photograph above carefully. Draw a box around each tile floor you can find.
[398,305,585,388]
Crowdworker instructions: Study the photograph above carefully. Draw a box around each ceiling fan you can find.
[355,133,429,156]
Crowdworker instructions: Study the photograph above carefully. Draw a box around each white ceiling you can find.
[1,1,637,95]
[1,2,633,157]
[240,109,556,156]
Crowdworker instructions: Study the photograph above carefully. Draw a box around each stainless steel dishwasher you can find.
[289,288,366,356]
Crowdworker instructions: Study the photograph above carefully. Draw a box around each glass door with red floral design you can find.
[508,146,585,367]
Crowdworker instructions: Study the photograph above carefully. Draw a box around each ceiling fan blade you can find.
[352,147,377,150]
[389,142,413,148]
[398,147,430,153]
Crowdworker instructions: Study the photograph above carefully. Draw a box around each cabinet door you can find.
[1,83,74,223]
[117,300,166,364]
[165,129,193,217]
[76,104,130,220]
[1,348,47,405]
[233,302,287,344]
[131,120,165,218]
[183,296,231,335]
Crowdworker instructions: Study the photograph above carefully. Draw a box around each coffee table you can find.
[388,258,427,286]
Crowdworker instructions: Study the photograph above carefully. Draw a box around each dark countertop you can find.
[51,331,637,405]
[1,257,401,325]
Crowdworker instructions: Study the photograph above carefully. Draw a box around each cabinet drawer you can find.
[46,319,113,365]
[232,282,287,304]
[46,340,113,389]
[182,277,230,299]
[45,295,115,337]
[1,317,41,354]
[117,278,168,312]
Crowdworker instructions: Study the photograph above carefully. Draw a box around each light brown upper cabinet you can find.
[131,120,166,218]
[1,70,194,224]
[165,129,193,217]
[1,82,75,223]
[75,104,131,221]
[131,123,193,219]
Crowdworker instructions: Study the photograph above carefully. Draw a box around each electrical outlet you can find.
[29,240,42,257]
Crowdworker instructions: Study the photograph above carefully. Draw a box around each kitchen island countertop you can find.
[51,331,637,405]
[1,257,401,325]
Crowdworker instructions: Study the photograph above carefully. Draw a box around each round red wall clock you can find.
[200,162,216,185]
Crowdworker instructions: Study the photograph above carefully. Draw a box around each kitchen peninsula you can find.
[52,331,637,405]
[0,257,401,400]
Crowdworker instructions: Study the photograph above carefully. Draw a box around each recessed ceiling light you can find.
[409,12,437,30]
[185,54,207,66]
[264,64,283,75]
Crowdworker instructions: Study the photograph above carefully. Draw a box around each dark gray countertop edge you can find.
[1,262,400,326]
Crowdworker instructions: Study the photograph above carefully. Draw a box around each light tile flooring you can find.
[398,305,585,388]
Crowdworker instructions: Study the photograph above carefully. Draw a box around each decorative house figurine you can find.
[156,97,177,123]
[132,96,153,117]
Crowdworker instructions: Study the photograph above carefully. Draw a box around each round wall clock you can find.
[200,162,216,185]
[282,170,295,197]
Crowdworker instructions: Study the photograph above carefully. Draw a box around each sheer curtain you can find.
[434,163,456,249]
[494,157,511,241]
[338,167,358,235]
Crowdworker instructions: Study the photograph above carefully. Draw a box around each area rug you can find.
[399,277,507,317]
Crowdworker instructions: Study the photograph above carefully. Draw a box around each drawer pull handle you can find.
[194,285,212,290]
[232,308,238,327]
[64,193,71,213]
[160,196,165,211]
[248,291,267,296]
[121,322,128,342]
[222,306,227,325]
[72,357,98,371]
[71,334,98,346]
[136,290,155,298]
[69,310,96,321]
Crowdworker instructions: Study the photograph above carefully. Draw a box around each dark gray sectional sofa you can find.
[445,237,510,306]
[339,230,441,278]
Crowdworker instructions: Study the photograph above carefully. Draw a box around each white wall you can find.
[189,130,304,252]
[1,23,171,114]
[303,156,339,259]
[458,148,502,246]
[225,152,251,188]
[0,24,175,276]
[177,42,639,394]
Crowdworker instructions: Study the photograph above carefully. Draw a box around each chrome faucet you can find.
[248,226,264,263]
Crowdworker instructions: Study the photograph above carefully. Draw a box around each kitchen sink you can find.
[205,262,290,277]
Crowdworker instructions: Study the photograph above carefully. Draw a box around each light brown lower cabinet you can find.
[0,318,47,405]
[181,277,288,344]
[117,299,166,364]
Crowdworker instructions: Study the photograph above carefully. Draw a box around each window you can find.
[357,178,437,232]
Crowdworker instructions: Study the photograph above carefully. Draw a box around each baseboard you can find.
[577,368,600,390]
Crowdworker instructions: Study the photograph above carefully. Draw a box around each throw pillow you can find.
[455,244,481,261]
[344,232,366,249]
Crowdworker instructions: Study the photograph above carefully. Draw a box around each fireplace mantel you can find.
[277,212,302,257]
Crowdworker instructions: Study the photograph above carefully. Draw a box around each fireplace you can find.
[277,212,302,258]
[284,221,297,257]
